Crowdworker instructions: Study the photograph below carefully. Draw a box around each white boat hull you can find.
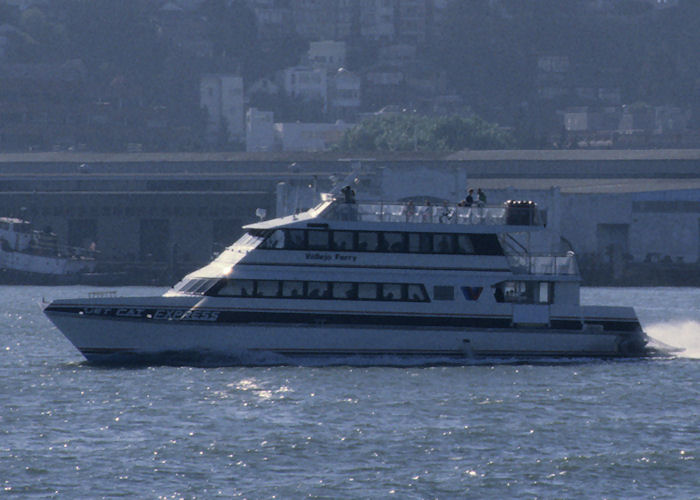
[45,309,643,363]
[0,248,95,276]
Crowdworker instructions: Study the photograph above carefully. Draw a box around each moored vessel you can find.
[1,217,96,284]
[44,191,650,364]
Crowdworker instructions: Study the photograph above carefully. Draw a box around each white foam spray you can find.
[646,321,700,359]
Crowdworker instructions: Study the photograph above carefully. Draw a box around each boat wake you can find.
[646,321,700,359]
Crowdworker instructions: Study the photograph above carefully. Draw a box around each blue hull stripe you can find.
[46,305,640,332]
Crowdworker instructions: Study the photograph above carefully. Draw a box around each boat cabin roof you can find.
[244,197,545,232]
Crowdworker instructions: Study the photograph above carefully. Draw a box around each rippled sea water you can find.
[2,286,699,498]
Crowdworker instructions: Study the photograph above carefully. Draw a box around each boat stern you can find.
[581,305,651,357]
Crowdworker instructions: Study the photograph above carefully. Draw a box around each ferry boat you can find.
[1,217,96,283]
[44,192,650,363]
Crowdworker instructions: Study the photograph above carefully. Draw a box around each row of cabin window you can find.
[259,228,503,255]
[213,279,430,302]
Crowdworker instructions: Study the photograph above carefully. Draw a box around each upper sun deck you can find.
[246,196,545,231]
[321,199,544,227]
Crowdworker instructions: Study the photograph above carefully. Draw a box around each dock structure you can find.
[0,150,699,285]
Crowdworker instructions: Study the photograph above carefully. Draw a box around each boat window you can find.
[307,229,330,250]
[381,283,402,301]
[497,281,544,303]
[281,281,304,298]
[192,279,218,295]
[433,286,454,300]
[215,279,254,297]
[407,233,421,253]
[238,280,255,297]
[470,234,504,256]
[332,230,354,251]
[455,234,474,254]
[176,279,197,294]
[357,231,379,252]
[178,280,197,293]
[419,233,432,253]
[170,279,187,292]
[502,281,523,302]
[286,229,305,250]
[307,281,330,299]
[233,232,264,251]
[357,283,378,300]
[333,282,357,299]
[538,282,553,304]
[494,284,505,303]
[208,279,430,302]
[382,232,405,252]
[407,284,429,302]
[433,233,453,254]
[260,229,285,249]
[181,279,212,295]
[256,280,280,297]
[255,227,502,256]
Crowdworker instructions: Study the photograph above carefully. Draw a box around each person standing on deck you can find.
[477,188,487,207]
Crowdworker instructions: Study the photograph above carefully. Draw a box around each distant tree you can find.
[253,34,308,80]
[61,0,166,90]
[433,115,514,150]
[0,3,18,23]
[4,7,68,62]
[199,0,258,74]
[428,1,534,121]
[336,114,514,152]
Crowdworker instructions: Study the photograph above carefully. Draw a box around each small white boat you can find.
[44,192,649,364]
[1,217,96,283]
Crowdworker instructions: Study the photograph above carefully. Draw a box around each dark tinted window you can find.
[382,232,405,252]
[470,234,504,255]
[307,229,329,250]
[256,280,280,297]
[358,283,378,300]
[307,281,331,299]
[407,233,421,253]
[251,228,502,256]
[286,230,305,249]
[333,282,357,299]
[260,229,285,249]
[455,234,474,254]
[381,283,402,301]
[357,231,379,251]
[433,233,453,254]
[332,231,354,251]
[407,284,429,301]
[281,281,304,298]
[210,279,429,302]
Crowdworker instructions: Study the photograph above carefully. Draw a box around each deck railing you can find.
[327,201,543,226]
[507,254,579,275]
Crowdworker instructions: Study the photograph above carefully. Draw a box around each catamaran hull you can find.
[45,311,648,364]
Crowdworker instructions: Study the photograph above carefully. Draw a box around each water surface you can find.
[2,286,699,498]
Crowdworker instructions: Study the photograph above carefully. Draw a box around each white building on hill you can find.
[200,74,244,144]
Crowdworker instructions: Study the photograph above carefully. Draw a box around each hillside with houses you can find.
[1,0,699,153]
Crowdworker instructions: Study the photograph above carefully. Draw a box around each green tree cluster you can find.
[336,114,514,152]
